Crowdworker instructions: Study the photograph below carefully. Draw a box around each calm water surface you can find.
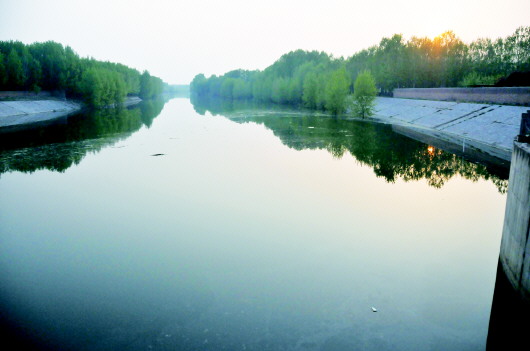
[0,98,508,350]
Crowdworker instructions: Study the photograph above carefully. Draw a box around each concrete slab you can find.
[0,100,81,128]
[372,97,530,161]
[0,103,24,117]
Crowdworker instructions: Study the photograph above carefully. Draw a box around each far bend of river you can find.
[0,97,509,351]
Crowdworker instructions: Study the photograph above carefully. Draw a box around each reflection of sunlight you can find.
[427,145,435,156]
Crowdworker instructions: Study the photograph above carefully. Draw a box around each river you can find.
[0,97,509,350]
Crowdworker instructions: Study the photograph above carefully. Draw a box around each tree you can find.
[0,40,165,105]
[0,51,6,88]
[80,68,103,107]
[351,70,377,118]
[139,70,163,99]
[220,78,235,99]
[190,73,208,96]
[27,57,42,92]
[506,26,530,72]
[324,67,350,114]
[271,77,289,104]
[188,27,530,109]
[374,34,407,92]
[302,71,318,108]
[6,48,25,89]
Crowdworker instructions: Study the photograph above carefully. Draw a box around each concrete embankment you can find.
[372,96,530,301]
[499,142,530,301]
[371,97,529,162]
[0,96,142,131]
[0,100,82,130]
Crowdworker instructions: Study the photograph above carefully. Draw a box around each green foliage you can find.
[352,71,377,118]
[220,78,236,99]
[233,79,252,99]
[80,68,127,108]
[0,40,166,107]
[271,77,289,104]
[139,70,163,100]
[458,72,502,86]
[302,71,318,109]
[190,73,208,95]
[190,50,331,108]
[0,52,6,86]
[6,48,25,88]
[190,26,530,112]
[324,67,350,114]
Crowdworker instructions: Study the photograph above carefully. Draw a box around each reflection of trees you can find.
[140,99,165,127]
[192,96,509,193]
[190,94,293,116]
[0,99,166,176]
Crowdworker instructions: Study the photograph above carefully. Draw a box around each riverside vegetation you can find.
[191,27,530,116]
[0,41,170,107]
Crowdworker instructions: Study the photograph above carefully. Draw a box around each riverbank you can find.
[0,96,142,131]
[370,97,530,162]
[0,99,82,130]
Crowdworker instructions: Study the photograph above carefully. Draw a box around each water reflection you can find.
[191,96,509,193]
[0,98,507,351]
[486,261,530,350]
[0,99,166,176]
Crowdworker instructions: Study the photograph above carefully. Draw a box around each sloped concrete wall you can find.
[372,97,529,160]
[0,100,81,128]
[500,142,530,300]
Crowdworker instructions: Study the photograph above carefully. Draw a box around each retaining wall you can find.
[394,87,530,105]
[499,141,530,300]
[372,97,529,160]
[0,100,81,129]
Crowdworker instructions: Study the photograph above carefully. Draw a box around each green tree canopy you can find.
[0,40,166,107]
[0,52,6,86]
[190,27,530,112]
[6,48,25,88]
[352,70,377,118]
[324,67,350,114]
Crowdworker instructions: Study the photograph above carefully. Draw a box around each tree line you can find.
[191,26,530,114]
[0,40,168,107]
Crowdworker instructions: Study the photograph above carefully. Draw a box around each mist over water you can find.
[0,98,506,350]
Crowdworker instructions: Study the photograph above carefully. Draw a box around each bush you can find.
[351,70,377,118]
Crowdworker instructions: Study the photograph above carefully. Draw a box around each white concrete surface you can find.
[500,142,530,300]
[373,97,529,153]
[0,100,81,127]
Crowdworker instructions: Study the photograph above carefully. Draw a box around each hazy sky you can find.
[1,0,529,84]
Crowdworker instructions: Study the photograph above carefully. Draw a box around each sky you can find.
[1,0,529,84]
